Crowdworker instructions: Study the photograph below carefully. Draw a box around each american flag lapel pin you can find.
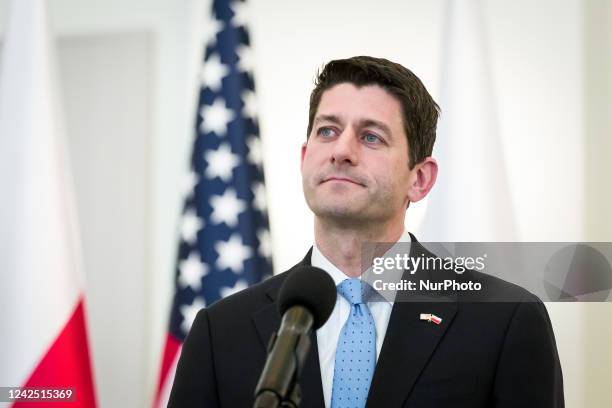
[420,313,443,325]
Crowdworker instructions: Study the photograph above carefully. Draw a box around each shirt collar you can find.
[311,230,412,303]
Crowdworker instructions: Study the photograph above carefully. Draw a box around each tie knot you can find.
[337,278,375,305]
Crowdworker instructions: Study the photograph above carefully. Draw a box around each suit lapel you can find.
[252,302,280,350]
[366,299,457,407]
[366,235,459,407]
[299,331,326,407]
[250,250,325,408]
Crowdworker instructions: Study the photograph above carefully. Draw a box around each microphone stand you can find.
[253,307,314,408]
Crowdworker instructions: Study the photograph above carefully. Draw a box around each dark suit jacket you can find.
[168,235,564,407]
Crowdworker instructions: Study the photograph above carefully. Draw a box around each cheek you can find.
[303,148,326,170]
[385,155,409,178]
[301,153,320,184]
[389,162,412,194]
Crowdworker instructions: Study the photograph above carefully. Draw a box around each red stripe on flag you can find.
[154,334,181,405]
[14,298,96,408]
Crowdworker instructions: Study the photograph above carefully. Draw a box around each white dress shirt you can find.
[313,230,411,408]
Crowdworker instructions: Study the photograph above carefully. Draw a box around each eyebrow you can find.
[313,114,343,126]
[313,114,393,138]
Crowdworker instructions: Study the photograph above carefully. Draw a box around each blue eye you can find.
[363,133,380,143]
[318,127,335,138]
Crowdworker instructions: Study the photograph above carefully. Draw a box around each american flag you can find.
[154,0,273,404]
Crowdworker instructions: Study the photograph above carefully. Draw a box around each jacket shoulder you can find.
[206,270,288,317]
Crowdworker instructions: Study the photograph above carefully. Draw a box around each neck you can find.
[314,217,405,278]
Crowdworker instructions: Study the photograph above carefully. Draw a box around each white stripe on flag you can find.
[0,0,87,389]
[421,0,516,242]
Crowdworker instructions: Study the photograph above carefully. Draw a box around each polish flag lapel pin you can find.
[420,313,443,325]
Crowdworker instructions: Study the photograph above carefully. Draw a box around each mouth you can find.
[322,176,365,186]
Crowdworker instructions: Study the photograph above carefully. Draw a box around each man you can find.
[168,56,564,407]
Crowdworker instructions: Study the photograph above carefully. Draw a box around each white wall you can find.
[1,0,610,406]
[57,32,154,408]
[583,1,612,406]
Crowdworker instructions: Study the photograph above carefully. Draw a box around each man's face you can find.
[301,83,414,226]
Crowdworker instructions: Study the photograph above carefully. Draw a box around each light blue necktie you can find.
[331,278,376,408]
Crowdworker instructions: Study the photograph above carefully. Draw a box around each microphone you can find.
[254,266,337,408]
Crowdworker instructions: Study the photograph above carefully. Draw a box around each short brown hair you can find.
[307,56,440,169]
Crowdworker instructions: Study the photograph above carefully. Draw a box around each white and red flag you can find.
[0,0,97,406]
[420,313,443,325]
[421,0,516,242]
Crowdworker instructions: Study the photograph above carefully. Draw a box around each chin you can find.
[314,204,367,221]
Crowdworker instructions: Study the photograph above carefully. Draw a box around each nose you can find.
[331,128,358,166]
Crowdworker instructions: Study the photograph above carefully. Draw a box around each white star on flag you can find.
[236,44,254,73]
[200,97,235,136]
[204,143,241,182]
[210,188,246,227]
[252,181,267,212]
[257,229,272,259]
[246,136,263,167]
[241,89,257,119]
[200,53,229,92]
[220,279,249,298]
[180,208,204,244]
[215,233,253,273]
[180,296,206,334]
[182,170,199,198]
[230,0,250,28]
[179,250,209,290]
[201,18,223,47]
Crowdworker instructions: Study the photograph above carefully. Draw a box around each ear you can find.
[300,142,307,168]
[406,157,438,203]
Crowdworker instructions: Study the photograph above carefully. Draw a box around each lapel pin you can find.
[420,313,442,325]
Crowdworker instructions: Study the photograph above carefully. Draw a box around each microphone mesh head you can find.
[278,266,337,330]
